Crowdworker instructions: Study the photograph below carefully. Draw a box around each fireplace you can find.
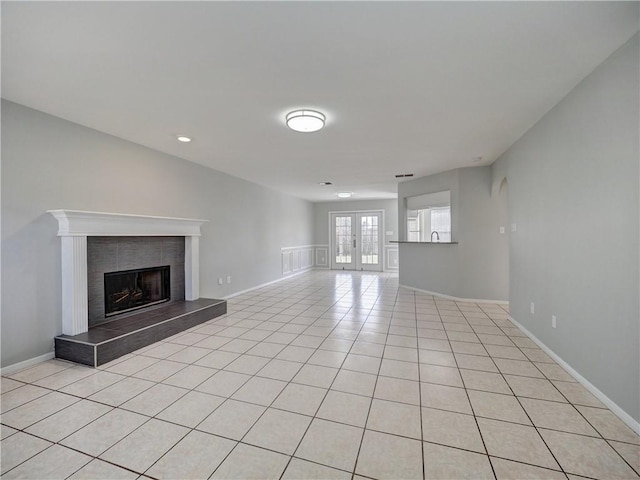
[86,236,185,326]
[50,210,227,368]
[104,265,170,316]
[48,209,207,336]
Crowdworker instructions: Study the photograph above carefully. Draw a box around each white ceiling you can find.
[2,2,638,202]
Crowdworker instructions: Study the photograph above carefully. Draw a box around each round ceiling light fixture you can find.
[337,192,353,198]
[286,109,325,133]
[176,135,192,143]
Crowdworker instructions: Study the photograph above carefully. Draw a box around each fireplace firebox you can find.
[104,265,170,317]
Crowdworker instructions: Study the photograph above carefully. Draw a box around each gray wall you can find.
[397,166,509,301]
[1,100,314,367]
[458,167,509,300]
[492,34,639,423]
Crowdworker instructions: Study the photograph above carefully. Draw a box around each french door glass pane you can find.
[335,216,352,264]
[360,215,379,265]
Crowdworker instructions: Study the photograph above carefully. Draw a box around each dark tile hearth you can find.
[55,298,226,367]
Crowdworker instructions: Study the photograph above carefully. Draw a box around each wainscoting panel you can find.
[281,245,329,276]
[282,251,292,275]
[292,250,300,271]
[315,247,329,268]
[385,245,399,271]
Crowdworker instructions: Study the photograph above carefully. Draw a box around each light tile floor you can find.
[1,271,639,479]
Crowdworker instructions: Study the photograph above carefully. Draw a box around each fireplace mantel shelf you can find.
[48,209,208,237]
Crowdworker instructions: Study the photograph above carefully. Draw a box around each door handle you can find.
[353,239,356,248]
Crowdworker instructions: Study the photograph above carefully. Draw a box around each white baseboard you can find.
[399,284,509,305]
[509,315,640,436]
[224,269,312,300]
[282,266,315,277]
[1,351,55,376]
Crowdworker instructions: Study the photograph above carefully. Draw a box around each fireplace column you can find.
[185,236,199,301]
[61,236,89,335]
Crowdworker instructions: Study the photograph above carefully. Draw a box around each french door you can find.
[331,211,383,271]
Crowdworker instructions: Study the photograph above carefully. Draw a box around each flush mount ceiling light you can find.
[286,109,325,133]
[176,135,192,143]
[337,192,353,198]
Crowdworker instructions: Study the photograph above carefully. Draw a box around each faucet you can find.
[431,231,440,242]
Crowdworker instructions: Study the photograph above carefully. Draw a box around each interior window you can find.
[405,190,451,242]
[407,206,451,242]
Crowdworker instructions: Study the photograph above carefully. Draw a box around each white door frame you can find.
[329,210,385,271]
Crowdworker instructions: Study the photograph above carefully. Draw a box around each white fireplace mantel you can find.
[48,210,208,336]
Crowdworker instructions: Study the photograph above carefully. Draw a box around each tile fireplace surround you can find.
[48,210,226,366]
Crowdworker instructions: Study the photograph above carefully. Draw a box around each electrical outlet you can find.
[552,315,557,328]
[218,277,223,285]
[227,276,231,284]
[530,302,535,315]
[499,226,505,234]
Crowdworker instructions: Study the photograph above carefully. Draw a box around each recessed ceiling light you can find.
[319,182,333,186]
[176,135,192,143]
[286,109,325,133]
[472,156,483,162]
[337,192,353,198]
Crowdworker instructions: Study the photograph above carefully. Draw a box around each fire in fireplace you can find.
[104,265,170,317]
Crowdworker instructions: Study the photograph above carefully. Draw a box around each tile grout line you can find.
[281,273,393,479]
[349,277,394,479]
[143,276,341,478]
[1,276,333,477]
[2,271,639,479]
[414,289,428,480]
[441,299,498,480]
[202,272,390,478]
[490,306,640,476]
[477,308,570,478]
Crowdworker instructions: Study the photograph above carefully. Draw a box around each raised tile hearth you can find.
[55,298,226,367]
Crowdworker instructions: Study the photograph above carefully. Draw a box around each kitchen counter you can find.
[390,240,458,244]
